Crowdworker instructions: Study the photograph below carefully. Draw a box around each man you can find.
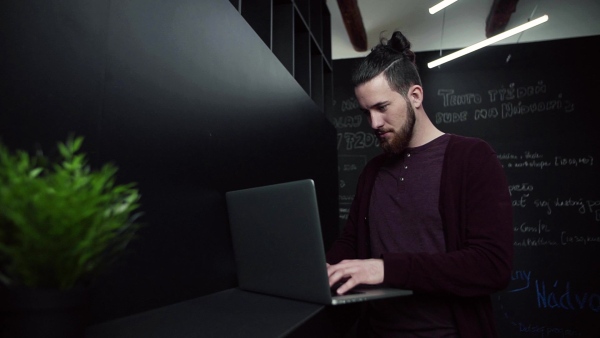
[326,31,513,337]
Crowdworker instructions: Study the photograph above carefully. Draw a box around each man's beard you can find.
[379,102,416,155]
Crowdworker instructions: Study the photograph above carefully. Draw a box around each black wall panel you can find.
[0,0,107,157]
[1,0,338,324]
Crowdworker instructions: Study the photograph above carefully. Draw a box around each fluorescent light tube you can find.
[427,15,549,68]
[429,0,458,14]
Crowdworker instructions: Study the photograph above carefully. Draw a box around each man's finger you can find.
[328,267,349,287]
[336,276,359,295]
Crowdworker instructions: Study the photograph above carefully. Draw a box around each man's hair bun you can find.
[382,31,416,64]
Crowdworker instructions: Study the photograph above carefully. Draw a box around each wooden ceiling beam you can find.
[486,0,520,37]
[336,0,368,52]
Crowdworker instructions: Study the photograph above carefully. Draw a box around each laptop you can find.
[225,179,412,305]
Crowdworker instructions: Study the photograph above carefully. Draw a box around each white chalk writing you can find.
[337,132,379,150]
[434,81,575,124]
[331,115,362,129]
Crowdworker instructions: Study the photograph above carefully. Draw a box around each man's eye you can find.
[378,105,388,112]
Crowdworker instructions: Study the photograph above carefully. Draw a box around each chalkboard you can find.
[329,36,600,337]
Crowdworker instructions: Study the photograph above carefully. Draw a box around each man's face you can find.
[355,73,416,155]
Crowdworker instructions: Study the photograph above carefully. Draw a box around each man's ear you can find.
[408,85,424,108]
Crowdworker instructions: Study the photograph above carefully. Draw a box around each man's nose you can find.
[370,113,384,129]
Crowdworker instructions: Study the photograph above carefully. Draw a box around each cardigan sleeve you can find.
[325,197,359,264]
[382,138,514,297]
[325,168,365,264]
[326,154,387,264]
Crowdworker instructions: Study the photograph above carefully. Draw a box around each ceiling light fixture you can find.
[429,0,458,14]
[427,15,549,68]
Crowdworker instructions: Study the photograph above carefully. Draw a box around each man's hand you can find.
[327,259,384,295]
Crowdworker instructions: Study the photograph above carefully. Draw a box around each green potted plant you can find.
[0,135,142,338]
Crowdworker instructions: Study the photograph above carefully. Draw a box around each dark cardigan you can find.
[326,134,514,338]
